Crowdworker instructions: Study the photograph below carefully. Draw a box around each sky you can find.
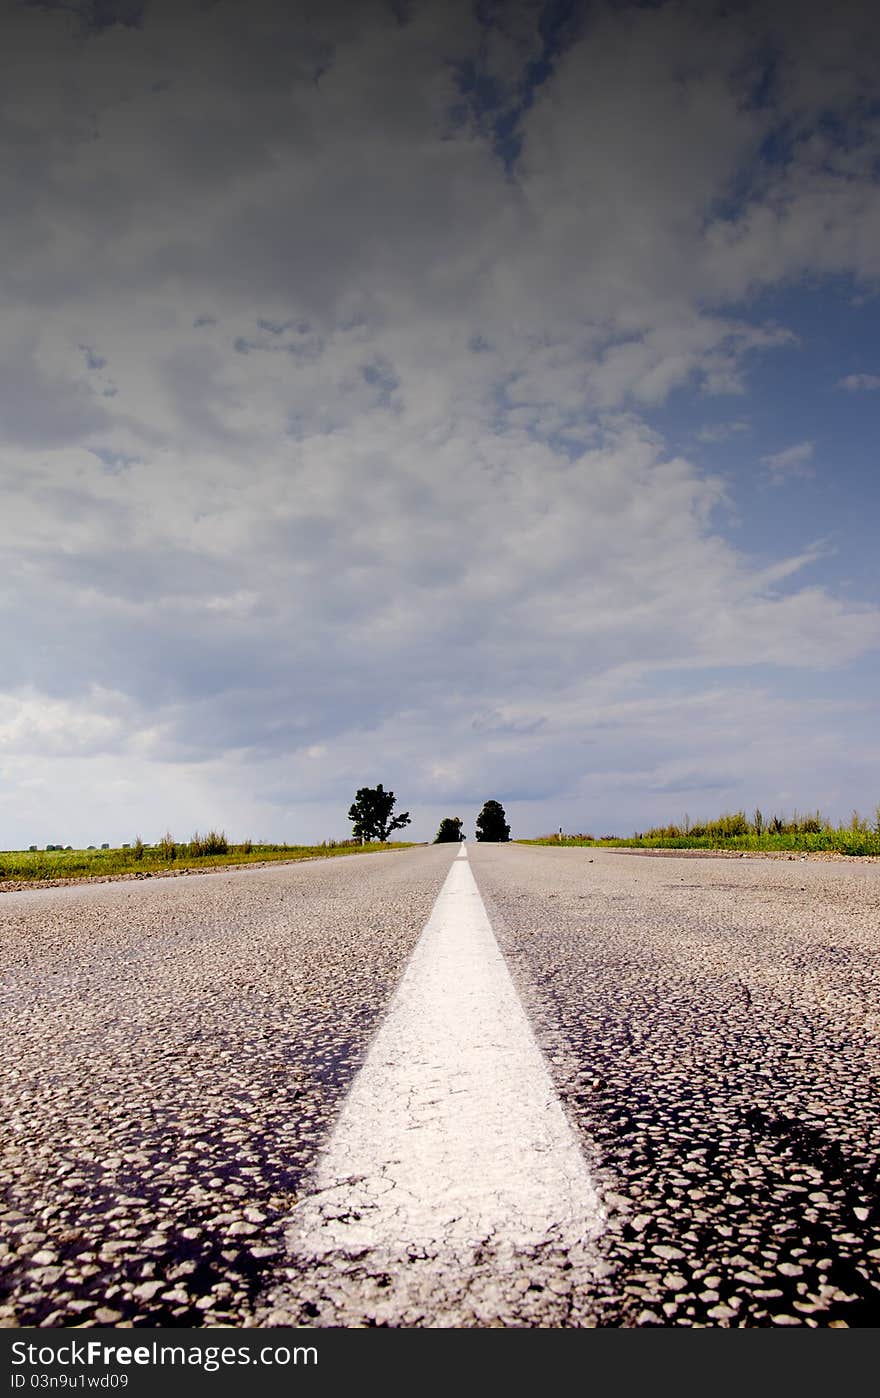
[1,0,879,848]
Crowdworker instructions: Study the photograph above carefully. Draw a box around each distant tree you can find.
[475,799,510,842]
[434,817,463,843]
[348,784,411,843]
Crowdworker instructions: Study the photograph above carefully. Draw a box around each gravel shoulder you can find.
[0,846,454,1328]
[469,843,880,1327]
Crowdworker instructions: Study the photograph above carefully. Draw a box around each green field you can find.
[522,809,880,857]
[0,837,415,885]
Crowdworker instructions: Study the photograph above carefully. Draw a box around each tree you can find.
[348,784,411,843]
[475,799,510,842]
[434,817,463,843]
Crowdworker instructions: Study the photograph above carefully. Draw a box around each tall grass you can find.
[526,807,880,856]
[0,835,414,884]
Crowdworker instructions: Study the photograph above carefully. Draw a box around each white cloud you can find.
[837,373,880,391]
[761,440,816,484]
[0,0,878,843]
[695,420,750,443]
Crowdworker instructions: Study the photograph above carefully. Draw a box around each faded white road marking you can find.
[270,851,607,1325]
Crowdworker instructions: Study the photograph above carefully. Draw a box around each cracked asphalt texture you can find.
[0,848,447,1328]
[2,842,880,1328]
[472,843,880,1327]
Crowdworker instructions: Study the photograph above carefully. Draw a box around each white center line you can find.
[272,849,607,1324]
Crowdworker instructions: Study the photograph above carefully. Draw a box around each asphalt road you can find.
[0,848,447,1328]
[475,843,880,1327]
[2,843,879,1328]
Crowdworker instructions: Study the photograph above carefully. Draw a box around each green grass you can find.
[0,836,416,885]
[521,808,880,857]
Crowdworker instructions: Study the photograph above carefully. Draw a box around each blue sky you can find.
[0,0,878,846]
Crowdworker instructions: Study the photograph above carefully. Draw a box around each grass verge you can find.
[521,808,880,857]
[523,833,880,855]
[0,840,416,886]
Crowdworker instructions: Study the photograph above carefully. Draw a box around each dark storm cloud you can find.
[21,0,146,35]
[157,345,250,445]
[0,342,107,446]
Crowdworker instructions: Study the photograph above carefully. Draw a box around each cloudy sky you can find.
[2,0,879,847]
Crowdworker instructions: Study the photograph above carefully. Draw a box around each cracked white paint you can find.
[274,847,607,1323]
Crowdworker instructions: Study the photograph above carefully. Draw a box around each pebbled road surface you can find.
[0,849,447,1328]
[474,844,880,1327]
[2,843,880,1327]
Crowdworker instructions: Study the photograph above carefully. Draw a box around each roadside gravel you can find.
[470,844,880,1327]
[0,846,452,1328]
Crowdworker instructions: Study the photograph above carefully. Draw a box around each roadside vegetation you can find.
[475,799,511,842]
[524,808,880,856]
[347,784,411,843]
[434,817,464,843]
[0,833,414,885]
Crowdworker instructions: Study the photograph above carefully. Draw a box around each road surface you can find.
[1,843,879,1327]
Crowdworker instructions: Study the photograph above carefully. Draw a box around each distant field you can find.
[0,839,416,885]
[522,809,880,857]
